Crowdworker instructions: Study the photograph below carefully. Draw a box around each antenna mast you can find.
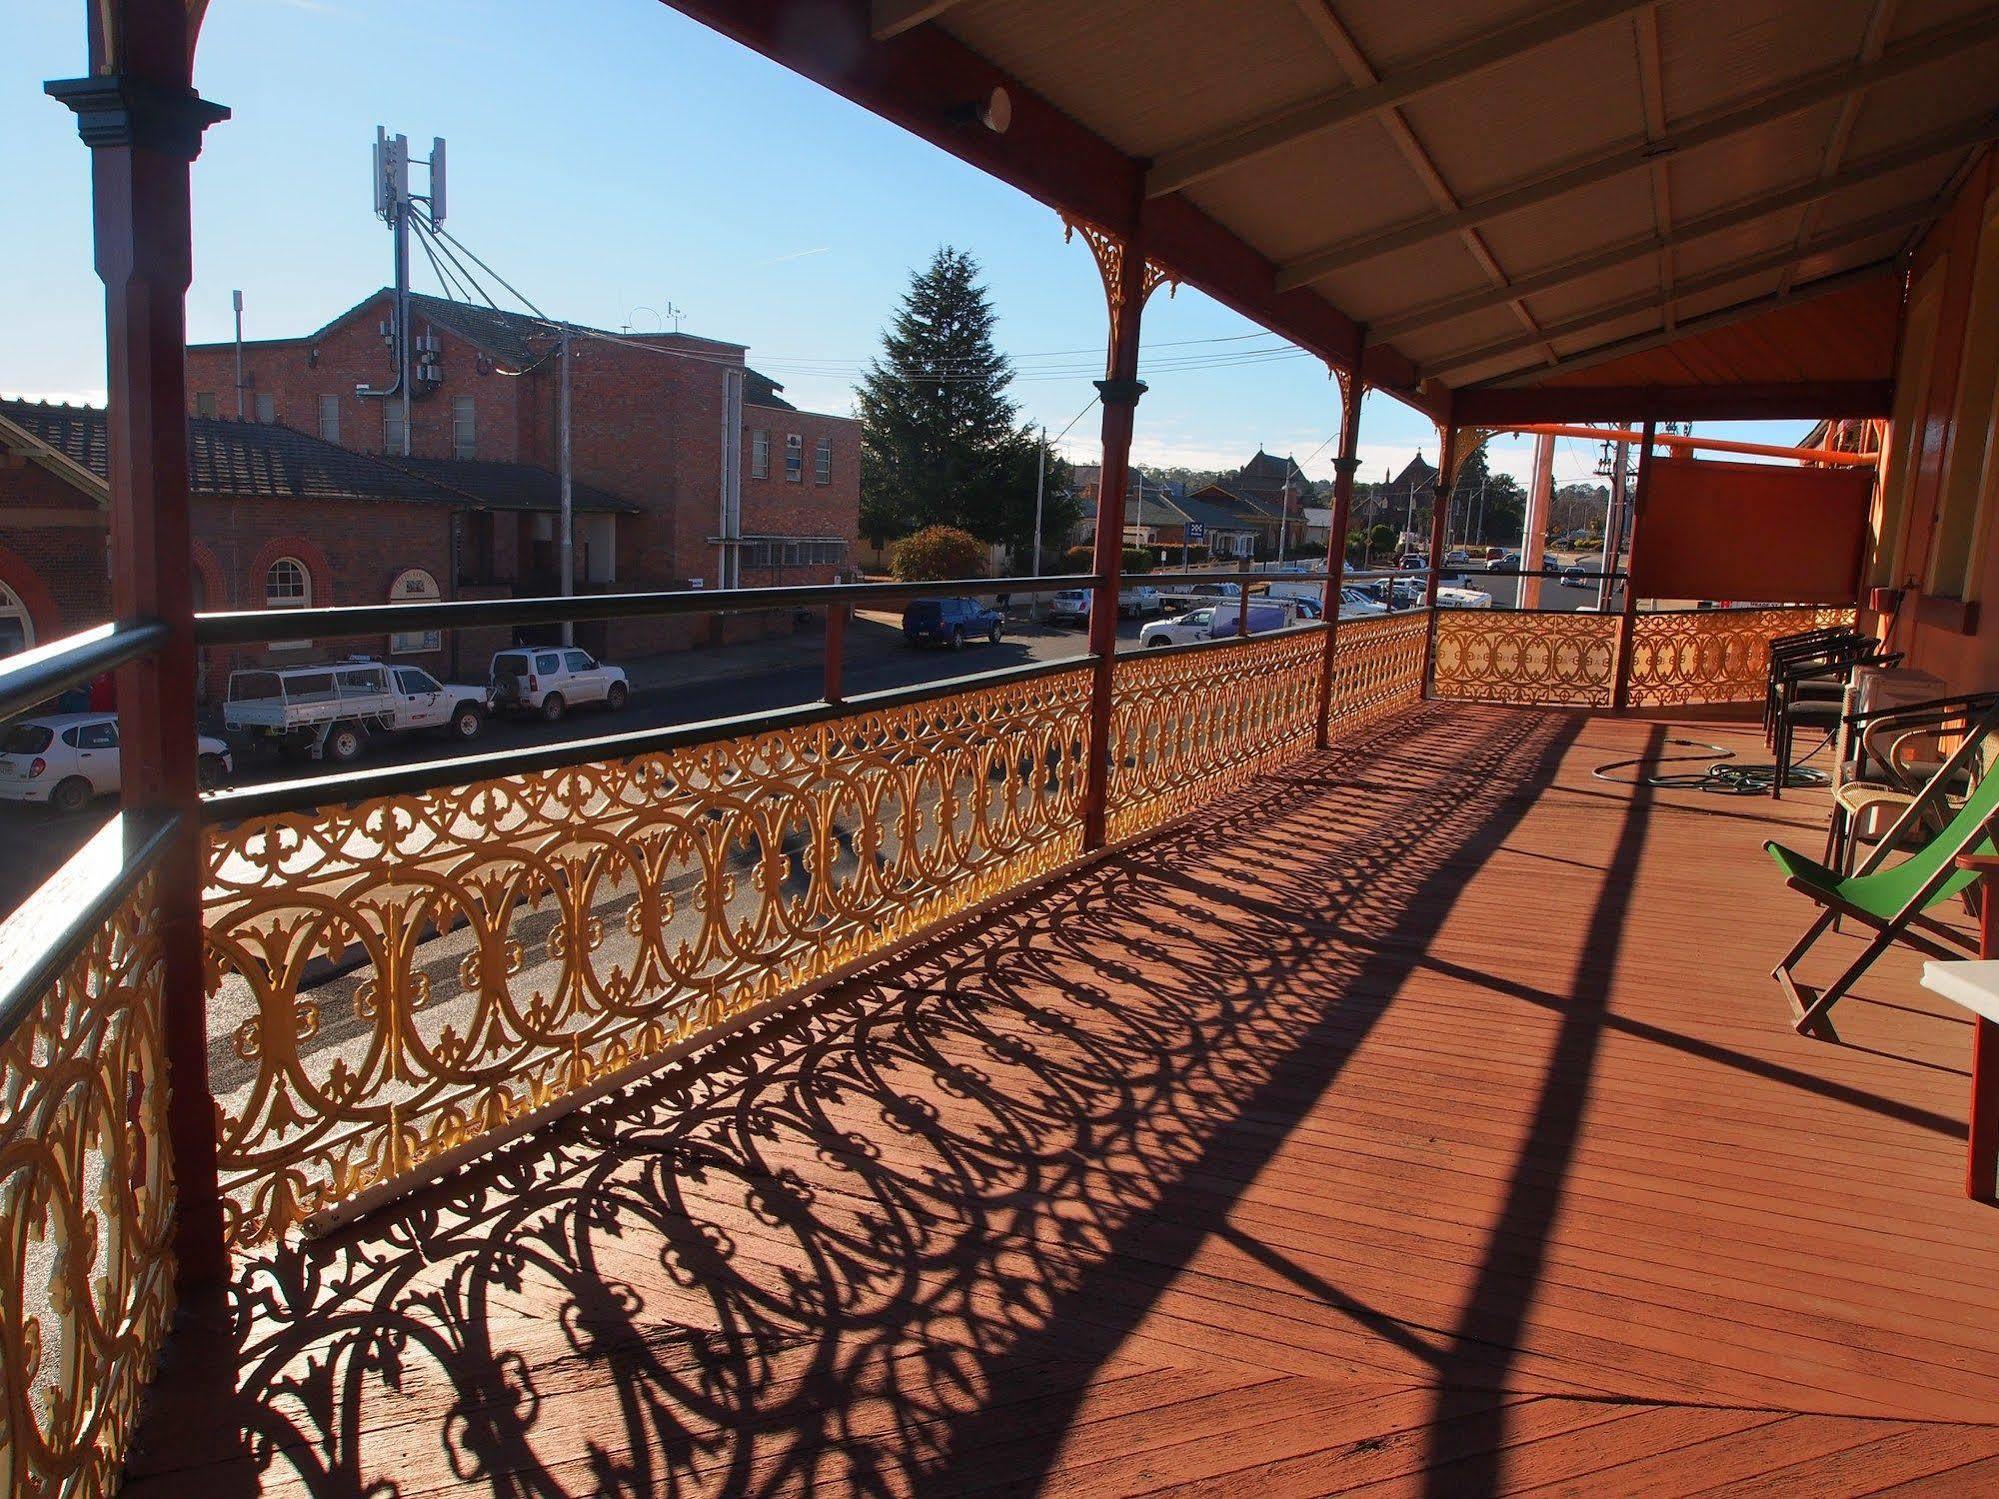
[359,128,446,457]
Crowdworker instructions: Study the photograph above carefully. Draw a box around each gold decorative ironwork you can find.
[1062,216,1175,360]
[1108,629,1327,842]
[0,867,174,1498]
[204,668,1094,1246]
[1625,606,1860,708]
[1327,610,1430,739]
[1432,608,1620,706]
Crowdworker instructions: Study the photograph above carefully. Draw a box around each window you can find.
[266,558,310,606]
[388,567,441,655]
[0,580,32,660]
[194,391,218,417]
[383,403,406,455]
[452,395,476,459]
[255,392,277,424]
[751,429,769,479]
[814,437,832,485]
[318,394,340,443]
[784,433,803,483]
[564,650,595,672]
[266,556,311,651]
[395,668,441,695]
[536,652,563,674]
[68,721,118,750]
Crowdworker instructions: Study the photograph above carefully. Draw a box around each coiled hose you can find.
[1591,736,1832,795]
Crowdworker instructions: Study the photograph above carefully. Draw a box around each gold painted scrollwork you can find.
[1432,609,1620,707]
[204,668,1095,1246]
[1625,607,1858,708]
[0,870,174,1498]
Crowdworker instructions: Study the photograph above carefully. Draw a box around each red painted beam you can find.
[654,0,1440,413]
[1451,381,1896,426]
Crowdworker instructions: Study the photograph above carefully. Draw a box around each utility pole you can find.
[232,289,244,417]
[361,128,443,458]
[1031,425,1046,579]
[1598,436,1628,611]
[558,324,574,646]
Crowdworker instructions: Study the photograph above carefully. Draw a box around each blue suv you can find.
[902,596,1005,649]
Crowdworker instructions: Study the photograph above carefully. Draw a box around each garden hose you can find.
[1591,736,1832,796]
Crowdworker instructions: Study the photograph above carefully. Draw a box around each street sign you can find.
[1186,521,1206,541]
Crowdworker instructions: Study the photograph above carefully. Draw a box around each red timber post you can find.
[1070,217,1161,852]
[1315,363,1365,748]
[1419,420,1460,699]
[1611,418,1658,713]
[49,0,231,1290]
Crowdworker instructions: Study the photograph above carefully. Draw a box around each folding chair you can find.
[1823,693,1999,880]
[1768,707,1999,1036]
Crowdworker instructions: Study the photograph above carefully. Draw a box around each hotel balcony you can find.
[13,0,1999,1494]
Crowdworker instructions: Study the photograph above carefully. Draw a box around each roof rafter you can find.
[1275,6,1999,287]
[1146,0,1658,198]
[1422,203,1932,382]
[1287,0,1560,368]
[869,0,966,41]
[1372,112,1998,341]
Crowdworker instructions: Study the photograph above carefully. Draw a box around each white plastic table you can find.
[1919,957,1999,1201]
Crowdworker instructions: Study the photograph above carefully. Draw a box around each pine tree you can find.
[857,247,1075,556]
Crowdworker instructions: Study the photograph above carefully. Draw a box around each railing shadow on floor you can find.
[125,702,1596,1497]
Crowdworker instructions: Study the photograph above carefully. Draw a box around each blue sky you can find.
[6,0,1801,491]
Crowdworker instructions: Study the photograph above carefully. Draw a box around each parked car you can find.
[0,713,232,812]
[1118,585,1163,618]
[1436,586,1496,609]
[1559,565,1590,588]
[1207,599,1304,639]
[226,659,491,762]
[1048,589,1092,626]
[1398,553,1429,570]
[1157,581,1242,613]
[489,647,629,722]
[1139,607,1215,647]
[1445,549,1472,566]
[902,596,1005,647]
[1486,551,1521,571]
[1339,587,1388,619]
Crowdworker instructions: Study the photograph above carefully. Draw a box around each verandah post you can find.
[1612,418,1659,713]
[48,0,232,1291]
[1419,420,1459,700]
[1075,219,1153,852]
[1315,362,1365,748]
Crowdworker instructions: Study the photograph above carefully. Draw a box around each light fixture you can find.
[950,86,1011,135]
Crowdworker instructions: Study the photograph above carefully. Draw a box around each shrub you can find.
[891,525,987,581]
[1121,546,1154,575]
[1062,544,1095,574]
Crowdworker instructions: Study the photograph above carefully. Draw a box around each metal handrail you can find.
[0,619,168,722]
[0,809,179,1051]
[194,573,1106,648]
[202,652,1099,822]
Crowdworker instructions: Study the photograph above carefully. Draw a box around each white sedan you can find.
[0,713,232,812]
[1139,607,1217,647]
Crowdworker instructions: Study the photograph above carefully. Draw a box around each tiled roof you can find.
[1,400,451,505]
[387,456,639,514]
[0,399,634,514]
[1166,493,1257,533]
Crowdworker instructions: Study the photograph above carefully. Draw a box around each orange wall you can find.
[1634,456,1871,605]
[1874,147,1999,689]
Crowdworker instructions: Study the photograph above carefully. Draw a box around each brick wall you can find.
[0,461,108,642]
[187,296,534,465]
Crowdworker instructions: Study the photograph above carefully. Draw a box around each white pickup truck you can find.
[224,659,490,763]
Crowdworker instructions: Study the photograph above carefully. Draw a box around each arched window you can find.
[0,581,32,660]
[265,557,311,607]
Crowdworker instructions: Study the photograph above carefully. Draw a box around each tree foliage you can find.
[857,247,1077,555]
[890,525,987,581]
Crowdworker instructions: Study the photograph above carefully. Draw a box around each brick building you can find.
[184,291,860,651]
[0,399,634,695]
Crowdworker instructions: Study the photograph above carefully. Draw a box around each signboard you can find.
[388,568,441,655]
[1186,521,1206,542]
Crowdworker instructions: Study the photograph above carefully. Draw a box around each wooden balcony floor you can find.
[128,703,1999,1496]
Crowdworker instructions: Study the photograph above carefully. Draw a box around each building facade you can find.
[184,290,861,651]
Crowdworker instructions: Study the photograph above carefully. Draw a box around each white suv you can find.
[0,713,232,812]
[489,647,630,722]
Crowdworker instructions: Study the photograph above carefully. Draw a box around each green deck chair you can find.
[1767,709,1999,1036]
